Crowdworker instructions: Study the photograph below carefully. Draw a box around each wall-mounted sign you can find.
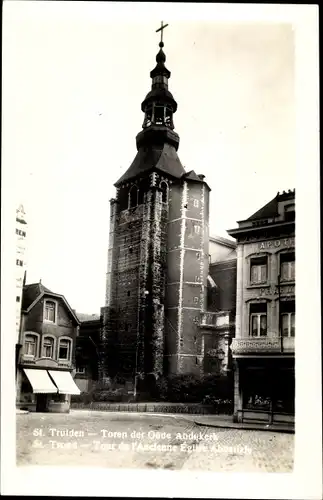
[258,237,295,251]
[259,285,295,296]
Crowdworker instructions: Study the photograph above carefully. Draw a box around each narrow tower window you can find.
[128,185,138,209]
[160,181,168,203]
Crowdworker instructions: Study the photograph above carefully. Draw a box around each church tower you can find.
[101,25,210,393]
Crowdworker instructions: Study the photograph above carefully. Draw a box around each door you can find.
[36,394,48,412]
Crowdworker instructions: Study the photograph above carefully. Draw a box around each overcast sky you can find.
[3,3,316,314]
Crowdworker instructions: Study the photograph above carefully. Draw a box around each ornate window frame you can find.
[41,334,56,359]
[246,251,271,287]
[23,331,41,358]
[43,299,58,324]
[57,336,73,362]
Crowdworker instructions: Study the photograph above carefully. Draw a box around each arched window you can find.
[58,338,72,361]
[128,185,138,209]
[24,334,38,357]
[42,336,55,358]
[160,181,168,203]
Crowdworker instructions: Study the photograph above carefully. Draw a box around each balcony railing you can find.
[200,311,231,329]
[231,337,294,355]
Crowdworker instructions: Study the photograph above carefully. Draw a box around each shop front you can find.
[18,367,80,413]
[234,357,295,424]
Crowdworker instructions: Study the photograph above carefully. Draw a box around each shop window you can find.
[280,252,295,281]
[24,334,37,357]
[280,301,295,337]
[44,300,56,323]
[58,338,71,360]
[250,256,267,284]
[42,336,54,358]
[250,303,267,337]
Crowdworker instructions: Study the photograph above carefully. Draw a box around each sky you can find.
[2,2,314,314]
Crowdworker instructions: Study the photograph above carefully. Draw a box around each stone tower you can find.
[101,34,210,394]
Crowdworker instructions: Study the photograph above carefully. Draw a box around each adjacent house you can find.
[228,190,295,424]
[16,281,81,412]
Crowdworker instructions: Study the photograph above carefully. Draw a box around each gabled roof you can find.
[115,143,185,186]
[76,312,100,322]
[22,283,52,311]
[246,189,295,222]
[22,283,80,325]
[246,196,279,221]
[183,170,204,183]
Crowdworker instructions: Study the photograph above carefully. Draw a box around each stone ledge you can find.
[71,402,233,415]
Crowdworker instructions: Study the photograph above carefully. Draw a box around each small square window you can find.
[194,225,200,234]
[193,199,199,208]
[16,296,20,302]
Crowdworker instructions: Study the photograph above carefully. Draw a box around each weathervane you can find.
[156,20,169,45]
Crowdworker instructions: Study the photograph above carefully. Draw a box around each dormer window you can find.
[284,204,295,222]
[44,300,56,323]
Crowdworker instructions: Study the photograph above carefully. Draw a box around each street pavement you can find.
[16,410,294,472]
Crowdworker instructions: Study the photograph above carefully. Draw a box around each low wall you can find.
[70,402,233,415]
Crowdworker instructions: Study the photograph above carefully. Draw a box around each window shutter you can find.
[251,266,257,283]
[282,314,289,336]
[260,315,267,336]
[291,313,295,337]
[260,265,266,282]
[251,316,258,336]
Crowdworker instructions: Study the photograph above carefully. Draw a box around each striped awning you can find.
[23,368,57,394]
[48,370,81,395]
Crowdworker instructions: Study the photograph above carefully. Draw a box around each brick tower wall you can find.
[164,179,210,376]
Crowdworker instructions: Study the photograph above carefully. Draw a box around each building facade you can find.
[74,313,101,393]
[16,282,81,412]
[228,190,295,423]
[15,205,27,344]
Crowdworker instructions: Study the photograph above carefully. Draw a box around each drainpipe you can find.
[278,274,283,353]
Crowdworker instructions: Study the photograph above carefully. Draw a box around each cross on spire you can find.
[156,21,169,45]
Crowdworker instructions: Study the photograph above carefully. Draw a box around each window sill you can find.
[246,283,270,289]
[279,279,295,285]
